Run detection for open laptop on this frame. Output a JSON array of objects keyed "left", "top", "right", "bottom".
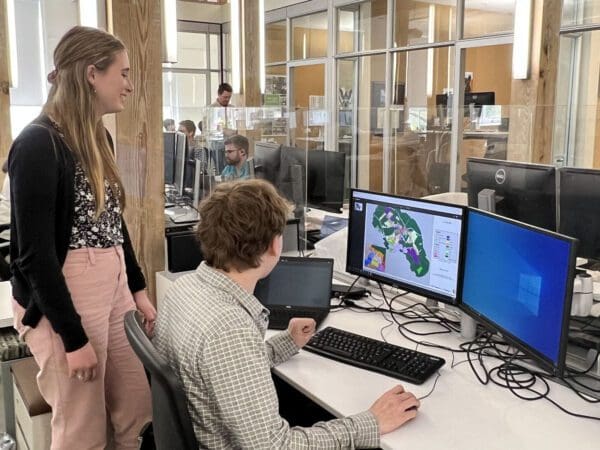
[{"left": 254, "top": 257, "right": 334, "bottom": 330}]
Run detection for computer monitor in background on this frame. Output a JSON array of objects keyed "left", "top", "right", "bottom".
[
  {"left": 346, "top": 189, "right": 466, "bottom": 305},
  {"left": 466, "top": 158, "right": 556, "bottom": 231},
  {"left": 277, "top": 146, "right": 306, "bottom": 207},
  {"left": 306, "top": 150, "right": 346, "bottom": 213},
  {"left": 464, "top": 91, "right": 495, "bottom": 118},
  {"left": 164, "top": 132, "right": 176, "bottom": 185},
  {"left": 558, "top": 167, "right": 600, "bottom": 265},
  {"left": 253, "top": 141, "right": 282, "bottom": 185},
  {"left": 164, "top": 131, "right": 187, "bottom": 193},
  {"left": 461, "top": 209, "right": 577, "bottom": 376}
]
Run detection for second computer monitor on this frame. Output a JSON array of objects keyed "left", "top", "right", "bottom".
[
  {"left": 307, "top": 150, "right": 346, "bottom": 213},
  {"left": 461, "top": 209, "right": 577, "bottom": 376},
  {"left": 466, "top": 157, "right": 556, "bottom": 231},
  {"left": 346, "top": 189, "right": 466, "bottom": 305},
  {"left": 559, "top": 167, "right": 600, "bottom": 262},
  {"left": 253, "top": 141, "right": 281, "bottom": 185}
]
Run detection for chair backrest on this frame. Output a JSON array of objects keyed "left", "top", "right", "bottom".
[{"left": 124, "top": 310, "right": 199, "bottom": 450}]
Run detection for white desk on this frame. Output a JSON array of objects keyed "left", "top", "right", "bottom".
[
  {"left": 270, "top": 304, "right": 600, "bottom": 450},
  {"left": 0, "top": 281, "right": 13, "bottom": 328},
  {"left": 156, "top": 271, "right": 599, "bottom": 449}
]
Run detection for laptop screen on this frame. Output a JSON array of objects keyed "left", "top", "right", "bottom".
[{"left": 254, "top": 257, "right": 333, "bottom": 308}]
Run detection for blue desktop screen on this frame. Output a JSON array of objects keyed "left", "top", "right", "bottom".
[{"left": 462, "top": 210, "right": 573, "bottom": 366}]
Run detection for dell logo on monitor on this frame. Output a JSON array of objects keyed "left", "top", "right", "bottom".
[{"left": 495, "top": 168, "right": 506, "bottom": 184}]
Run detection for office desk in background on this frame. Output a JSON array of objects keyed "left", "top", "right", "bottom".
[{"left": 269, "top": 304, "right": 599, "bottom": 450}]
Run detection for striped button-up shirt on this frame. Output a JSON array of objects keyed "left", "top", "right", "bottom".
[{"left": 153, "top": 261, "right": 379, "bottom": 449}]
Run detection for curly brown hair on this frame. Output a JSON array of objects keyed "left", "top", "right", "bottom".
[{"left": 197, "top": 179, "right": 289, "bottom": 272}]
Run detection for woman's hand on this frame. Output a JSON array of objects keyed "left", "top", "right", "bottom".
[
  {"left": 66, "top": 342, "right": 98, "bottom": 383},
  {"left": 134, "top": 290, "right": 157, "bottom": 336}
]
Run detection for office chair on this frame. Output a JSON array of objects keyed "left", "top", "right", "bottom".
[{"left": 124, "top": 311, "right": 199, "bottom": 450}]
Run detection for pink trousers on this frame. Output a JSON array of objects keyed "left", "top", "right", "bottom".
[{"left": 13, "top": 246, "right": 152, "bottom": 450}]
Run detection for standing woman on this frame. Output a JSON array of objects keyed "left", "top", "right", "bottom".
[{"left": 9, "top": 26, "right": 153, "bottom": 449}]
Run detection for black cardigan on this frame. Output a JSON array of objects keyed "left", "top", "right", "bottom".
[{"left": 8, "top": 115, "right": 146, "bottom": 352}]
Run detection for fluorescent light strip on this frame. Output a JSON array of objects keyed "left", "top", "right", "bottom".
[
  {"left": 163, "top": 0, "right": 178, "bottom": 63},
  {"left": 6, "top": 0, "right": 18, "bottom": 88},
  {"left": 78, "top": 0, "right": 98, "bottom": 28},
  {"left": 231, "top": 0, "right": 241, "bottom": 93},
  {"left": 512, "top": 0, "right": 532, "bottom": 80},
  {"left": 259, "top": 0, "right": 265, "bottom": 94},
  {"left": 426, "top": 4, "right": 435, "bottom": 97}
]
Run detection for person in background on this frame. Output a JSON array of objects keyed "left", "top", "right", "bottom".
[
  {"left": 220, "top": 134, "right": 251, "bottom": 181},
  {"left": 211, "top": 82, "right": 233, "bottom": 108},
  {"left": 163, "top": 118, "right": 176, "bottom": 131},
  {"left": 8, "top": 26, "right": 152, "bottom": 449},
  {"left": 178, "top": 119, "right": 197, "bottom": 149},
  {"left": 154, "top": 179, "right": 420, "bottom": 448}
]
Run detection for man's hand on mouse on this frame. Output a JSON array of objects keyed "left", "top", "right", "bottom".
[
  {"left": 369, "top": 384, "right": 420, "bottom": 435},
  {"left": 288, "top": 318, "right": 316, "bottom": 348}
]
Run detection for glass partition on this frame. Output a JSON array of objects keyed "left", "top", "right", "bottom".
[
  {"left": 291, "top": 11, "right": 328, "bottom": 60},
  {"left": 266, "top": 20, "right": 287, "bottom": 63},
  {"left": 393, "top": 0, "right": 456, "bottom": 47},
  {"left": 562, "top": 0, "right": 600, "bottom": 26},
  {"left": 337, "top": 0, "right": 388, "bottom": 54},
  {"left": 463, "top": 0, "right": 514, "bottom": 39}
]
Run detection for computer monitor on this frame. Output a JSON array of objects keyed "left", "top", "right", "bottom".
[
  {"left": 277, "top": 146, "right": 306, "bottom": 206},
  {"left": 306, "top": 151, "right": 346, "bottom": 213},
  {"left": 253, "top": 141, "right": 281, "bottom": 185},
  {"left": 164, "top": 131, "right": 187, "bottom": 193},
  {"left": 461, "top": 209, "right": 577, "bottom": 376},
  {"left": 346, "top": 189, "right": 466, "bottom": 305},
  {"left": 558, "top": 167, "right": 600, "bottom": 263},
  {"left": 466, "top": 158, "right": 556, "bottom": 231},
  {"left": 164, "top": 132, "right": 176, "bottom": 185},
  {"left": 464, "top": 91, "right": 495, "bottom": 116}
]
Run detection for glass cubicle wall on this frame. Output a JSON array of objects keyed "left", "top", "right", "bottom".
[
  {"left": 337, "top": 0, "right": 387, "bottom": 54},
  {"left": 393, "top": 0, "right": 456, "bottom": 47}
]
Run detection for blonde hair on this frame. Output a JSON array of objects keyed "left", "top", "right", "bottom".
[
  {"left": 42, "top": 26, "right": 126, "bottom": 215},
  {"left": 198, "top": 179, "right": 289, "bottom": 272}
]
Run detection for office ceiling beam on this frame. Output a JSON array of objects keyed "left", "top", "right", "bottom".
[{"left": 108, "top": 0, "right": 164, "bottom": 305}]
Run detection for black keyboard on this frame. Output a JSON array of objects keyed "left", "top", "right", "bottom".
[{"left": 304, "top": 327, "right": 445, "bottom": 385}]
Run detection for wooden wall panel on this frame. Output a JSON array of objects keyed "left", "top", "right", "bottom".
[
  {"left": 242, "top": 0, "right": 260, "bottom": 106},
  {"left": 0, "top": 1, "right": 13, "bottom": 181},
  {"left": 508, "top": 0, "right": 562, "bottom": 163},
  {"left": 109, "top": 0, "right": 164, "bottom": 304}
]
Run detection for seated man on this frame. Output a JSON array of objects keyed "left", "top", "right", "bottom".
[
  {"left": 220, "top": 134, "right": 252, "bottom": 181},
  {"left": 153, "top": 179, "right": 420, "bottom": 448}
]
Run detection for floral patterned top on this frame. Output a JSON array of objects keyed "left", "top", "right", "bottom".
[{"left": 69, "top": 162, "right": 124, "bottom": 249}]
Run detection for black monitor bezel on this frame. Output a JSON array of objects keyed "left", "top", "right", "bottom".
[
  {"left": 459, "top": 208, "right": 578, "bottom": 377},
  {"left": 558, "top": 166, "right": 600, "bottom": 261},
  {"left": 466, "top": 157, "right": 557, "bottom": 231},
  {"left": 306, "top": 150, "right": 346, "bottom": 214},
  {"left": 346, "top": 188, "right": 468, "bottom": 306}
]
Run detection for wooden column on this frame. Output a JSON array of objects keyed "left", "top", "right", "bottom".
[
  {"left": 108, "top": 0, "right": 164, "bottom": 304},
  {"left": 0, "top": 0, "right": 13, "bottom": 176},
  {"left": 241, "top": 0, "right": 260, "bottom": 106},
  {"left": 508, "top": 0, "right": 562, "bottom": 163}
]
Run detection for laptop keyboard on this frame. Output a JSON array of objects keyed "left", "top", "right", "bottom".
[{"left": 304, "top": 327, "right": 445, "bottom": 385}]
